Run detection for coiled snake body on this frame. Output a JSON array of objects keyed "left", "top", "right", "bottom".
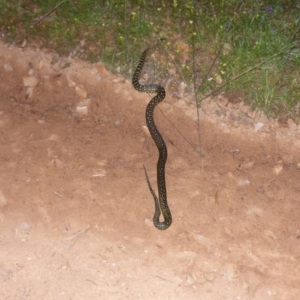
[{"left": 132, "top": 40, "right": 172, "bottom": 230}]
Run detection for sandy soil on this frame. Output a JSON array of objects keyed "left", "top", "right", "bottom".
[{"left": 0, "top": 41, "right": 300, "bottom": 300}]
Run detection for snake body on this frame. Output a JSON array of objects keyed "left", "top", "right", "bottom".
[{"left": 132, "top": 40, "right": 172, "bottom": 230}]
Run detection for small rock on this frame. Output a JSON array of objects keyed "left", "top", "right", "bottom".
[
  {"left": 26, "top": 86, "right": 34, "bottom": 98},
  {"left": 273, "top": 163, "right": 283, "bottom": 175},
  {"left": 177, "top": 81, "right": 187, "bottom": 98},
  {"left": 23, "top": 76, "right": 38, "bottom": 87},
  {"left": 112, "top": 77, "right": 124, "bottom": 83},
  {"left": 3, "top": 62, "right": 13, "bottom": 71},
  {"left": 185, "top": 275, "right": 195, "bottom": 286},
  {"left": 91, "top": 169, "right": 107, "bottom": 178},
  {"left": 237, "top": 160, "right": 255, "bottom": 170},
  {"left": 75, "top": 85, "right": 87, "bottom": 99},
  {"left": 76, "top": 98, "right": 91, "bottom": 116},
  {"left": 238, "top": 179, "right": 251, "bottom": 187},
  {"left": 254, "top": 122, "right": 264, "bottom": 131},
  {"left": 142, "top": 125, "right": 150, "bottom": 137}
]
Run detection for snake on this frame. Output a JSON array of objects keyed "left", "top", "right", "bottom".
[{"left": 132, "top": 39, "right": 172, "bottom": 230}]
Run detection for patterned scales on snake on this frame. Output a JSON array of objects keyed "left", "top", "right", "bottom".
[{"left": 132, "top": 40, "right": 172, "bottom": 230}]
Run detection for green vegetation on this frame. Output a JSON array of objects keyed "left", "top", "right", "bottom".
[{"left": 0, "top": 0, "right": 299, "bottom": 121}]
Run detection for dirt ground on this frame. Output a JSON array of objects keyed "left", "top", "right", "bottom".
[{"left": 0, "top": 40, "right": 300, "bottom": 300}]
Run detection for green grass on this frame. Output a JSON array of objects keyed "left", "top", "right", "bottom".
[{"left": 0, "top": 0, "right": 299, "bottom": 121}]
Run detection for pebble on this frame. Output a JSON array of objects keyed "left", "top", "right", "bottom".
[
  {"left": 177, "top": 81, "right": 187, "bottom": 98},
  {"left": 23, "top": 75, "right": 38, "bottom": 87},
  {"left": 254, "top": 122, "right": 264, "bottom": 131},
  {"left": 26, "top": 87, "right": 34, "bottom": 98},
  {"left": 75, "top": 85, "right": 87, "bottom": 99},
  {"left": 76, "top": 98, "right": 91, "bottom": 116},
  {"left": 273, "top": 163, "right": 283, "bottom": 175},
  {"left": 185, "top": 275, "right": 195, "bottom": 286},
  {"left": 142, "top": 125, "right": 150, "bottom": 137},
  {"left": 238, "top": 179, "right": 251, "bottom": 187},
  {"left": 3, "top": 62, "right": 13, "bottom": 71}
]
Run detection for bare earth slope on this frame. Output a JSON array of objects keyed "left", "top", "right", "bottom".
[{"left": 0, "top": 41, "right": 300, "bottom": 299}]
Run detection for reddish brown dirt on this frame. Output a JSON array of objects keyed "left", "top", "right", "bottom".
[{"left": 0, "top": 41, "right": 300, "bottom": 300}]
